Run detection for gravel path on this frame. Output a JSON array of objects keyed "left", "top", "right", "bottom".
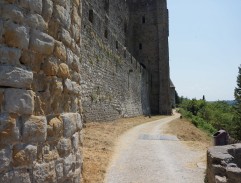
[{"left": 104, "top": 113, "right": 206, "bottom": 183}]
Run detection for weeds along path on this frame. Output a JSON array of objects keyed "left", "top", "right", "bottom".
[{"left": 104, "top": 112, "right": 206, "bottom": 183}]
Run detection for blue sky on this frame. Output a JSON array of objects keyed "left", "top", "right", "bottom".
[{"left": 168, "top": 0, "right": 241, "bottom": 101}]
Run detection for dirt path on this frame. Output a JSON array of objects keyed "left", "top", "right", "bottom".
[{"left": 104, "top": 113, "right": 206, "bottom": 183}]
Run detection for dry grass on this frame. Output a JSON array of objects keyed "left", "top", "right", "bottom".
[
  {"left": 82, "top": 115, "right": 164, "bottom": 183},
  {"left": 164, "top": 118, "right": 212, "bottom": 151}
]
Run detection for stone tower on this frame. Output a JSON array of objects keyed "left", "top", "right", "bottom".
[{"left": 127, "top": 0, "right": 172, "bottom": 114}]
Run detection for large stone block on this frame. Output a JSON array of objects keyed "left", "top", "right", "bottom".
[
  {"left": 42, "top": 0, "right": 53, "bottom": 22},
  {"left": 1, "top": 4, "right": 24, "bottom": 24},
  {"left": 0, "top": 65, "right": 33, "bottom": 88},
  {"left": 4, "top": 22, "right": 29, "bottom": 49},
  {"left": 0, "top": 46, "right": 21, "bottom": 65},
  {"left": 63, "top": 153, "right": 76, "bottom": 178},
  {"left": 26, "top": 14, "right": 47, "bottom": 31},
  {"left": 58, "top": 63, "right": 70, "bottom": 78},
  {"left": 4, "top": 89, "right": 34, "bottom": 115},
  {"left": 33, "top": 162, "right": 56, "bottom": 182},
  {"left": 54, "top": 41, "right": 67, "bottom": 61},
  {"left": 55, "top": 159, "right": 64, "bottom": 181},
  {"left": 47, "top": 117, "right": 63, "bottom": 140},
  {"left": 0, "top": 169, "right": 31, "bottom": 183},
  {"left": 42, "top": 56, "right": 59, "bottom": 76},
  {"left": 57, "top": 138, "right": 72, "bottom": 157},
  {"left": 19, "top": 0, "right": 43, "bottom": 14},
  {"left": 22, "top": 115, "right": 47, "bottom": 143},
  {"left": 54, "top": 5, "right": 71, "bottom": 29},
  {"left": 20, "top": 51, "right": 45, "bottom": 72},
  {"left": 13, "top": 144, "right": 37, "bottom": 167},
  {"left": 0, "top": 113, "right": 20, "bottom": 144},
  {"left": 61, "top": 28, "right": 72, "bottom": 47},
  {"left": 30, "top": 30, "right": 55, "bottom": 55},
  {"left": 0, "top": 145, "right": 11, "bottom": 173},
  {"left": 60, "top": 113, "right": 82, "bottom": 138}
]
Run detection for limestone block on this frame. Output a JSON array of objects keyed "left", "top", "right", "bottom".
[
  {"left": 54, "top": 41, "right": 67, "bottom": 61},
  {"left": 42, "top": 56, "right": 59, "bottom": 76},
  {"left": 4, "top": 22, "right": 29, "bottom": 49},
  {"left": 63, "top": 153, "right": 76, "bottom": 178},
  {"left": 0, "top": 46, "right": 21, "bottom": 65},
  {"left": 215, "top": 175, "right": 227, "bottom": 183},
  {"left": 71, "top": 132, "right": 79, "bottom": 152},
  {"left": 58, "top": 63, "right": 70, "bottom": 78},
  {"left": 72, "top": 54, "right": 81, "bottom": 72},
  {"left": 30, "top": 30, "right": 55, "bottom": 55},
  {"left": 0, "top": 146, "right": 11, "bottom": 173},
  {"left": 57, "top": 138, "right": 72, "bottom": 157},
  {"left": 72, "top": 82, "right": 81, "bottom": 96},
  {"left": 41, "top": 145, "right": 59, "bottom": 162},
  {"left": 26, "top": 14, "right": 47, "bottom": 31},
  {"left": 60, "top": 113, "right": 82, "bottom": 138},
  {"left": 64, "top": 79, "right": 73, "bottom": 93},
  {"left": 66, "top": 48, "right": 74, "bottom": 65},
  {"left": 13, "top": 144, "right": 37, "bottom": 167},
  {"left": 71, "top": 24, "right": 81, "bottom": 43},
  {"left": 1, "top": 4, "right": 24, "bottom": 24},
  {"left": 72, "top": 7, "right": 81, "bottom": 26},
  {"left": 75, "top": 152, "right": 82, "bottom": 170},
  {"left": 55, "top": 159, "right": 64, "bottom": 181},
  {"left": 20, "top": 51, "right": 44, "bottom": 72},
  {"left": 0, "top": 65, "right": 33, "bottom": 88},
  {"left": 54, "top": 5, "right": 71, "bottom": 29},
  {"left": 42, "top": 0, "right": 53, "bottom": 22},
  {"left": 0, "top": 169, "right": 31, "bottom": 183},
  {"left": 4, "top": 89, "right": 34, "bottom": 115},
  {"left": 50, "top": 77, "right": 63, "bottom": 96},
  {"left": 61, "top": 28, "right": 72, "bottom": 47},
  {"left": 0, "top": 113, "right": 19, "bottom": 144},
  {"left": 47, "top": 117, "right": 63, "bottom": 139},
  {"left": 19, "top": 0, "right": 43, "bottom": 14},
  {"left": 22, "top": 115, "right": 47, "bottom": 143},
  {"left": 33, "top": 162, "right": 56, "bottom": 182}
]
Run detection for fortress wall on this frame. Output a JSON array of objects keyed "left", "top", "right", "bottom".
[
  {"left": 80, "top": 0, "right": 150, "bottom": 121},
  {"left": 0, "top": 0, "right": 83, "bottom": 182}
]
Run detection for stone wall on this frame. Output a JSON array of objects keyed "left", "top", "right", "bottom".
[
  {"left": 80, "top": 0, "right": 150, "bottom": 121},
  {"left": 0, "top": 0, "right": 83, "bottom": 182},
  {"left": 206, "top": 144, "right": 241, "bottom": 183}
]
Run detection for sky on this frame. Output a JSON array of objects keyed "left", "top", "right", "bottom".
[{"left": 168, "top": 0, "right": 241, "bottom": 101}]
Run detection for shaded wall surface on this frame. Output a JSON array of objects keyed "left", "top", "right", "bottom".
[
  {"left": 80, "top": 0, "right": 150, "bottom": 121},
  {"left": 0, "top": 0, "right": 83, "bottom": 182}
]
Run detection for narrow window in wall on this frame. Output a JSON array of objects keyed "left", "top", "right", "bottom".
[
  {"left": 104, "top": 29, "right": 108, "bottom": 39},
  {"left": 116, "top": 41, "right": 118, "bottom": 50},
  {"left": 139, "top": 43, "right": 142, "bottom": 50},
  {"left": 89, "top": 9, "right": 94, "bottom": 23},
  {"left": 142, "top": 16, "right": 145, "bottom": 24}
]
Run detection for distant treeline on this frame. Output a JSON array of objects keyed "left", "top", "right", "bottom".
[
  {"left": 178, "top": 98, "right": 241, "bottom": 140},
  {"left": 177, "top": 65, "right": 241, "bottom": 141}
]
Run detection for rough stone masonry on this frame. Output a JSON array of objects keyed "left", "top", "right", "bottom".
[
  {"left": 0, "top": 0, "right": 173, "bottom": 182},
  {"left": 0, "top": 0, "right": 83, "bottom": 182}
]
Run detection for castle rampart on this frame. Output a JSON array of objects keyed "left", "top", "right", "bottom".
[{"left": 0, "top": 0, "right": 83, "bottom": 182}]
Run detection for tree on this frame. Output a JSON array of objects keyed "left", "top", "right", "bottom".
[{"left": 234, "top": 65, "right": 241, "bottom": 139}]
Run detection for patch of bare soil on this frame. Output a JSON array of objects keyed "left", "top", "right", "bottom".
[{"left": 82, "top": 115, "right": 164, "bottom": 183}]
